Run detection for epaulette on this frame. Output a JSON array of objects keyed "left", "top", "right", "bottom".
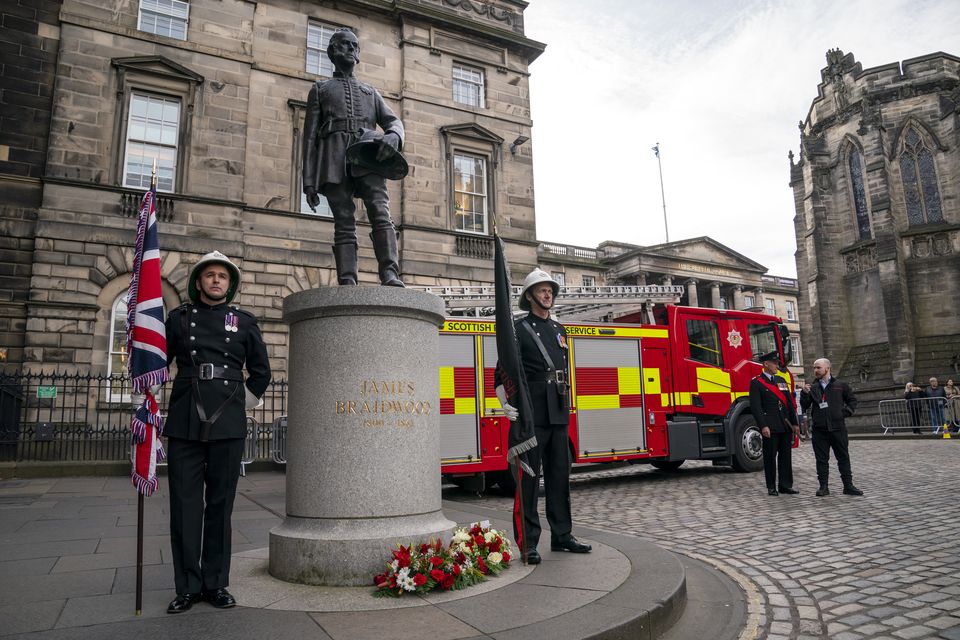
[
  {"left": 314, "top": 79, "right": 333, "bottom": 100},
  {"left": 231, "top": 305, "right": 256, "bottom": 319},
  {"left": 358, "top": 81, "right": 375, "bottom": 95}
]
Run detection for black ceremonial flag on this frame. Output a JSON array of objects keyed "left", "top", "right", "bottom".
[{"left": 494, "top": 234, "right": 537, "bottom": 475}]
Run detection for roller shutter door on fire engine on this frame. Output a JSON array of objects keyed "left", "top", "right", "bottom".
[
  {"left": 573, "top": 338, "right": 646, "bottom": 454},
  {"left": 438, "top": 334, "right": 480, "bottom": 462}
]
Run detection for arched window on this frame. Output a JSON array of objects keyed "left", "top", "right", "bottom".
[
  {"left": 847, "top": 147, "right": 871, "bottom": 240},
  {"left": 107, "top": 293, "right": 130, "bottom": 400},
  {"left": 899, "top": 128, "right": 944, "bottom": 225}
]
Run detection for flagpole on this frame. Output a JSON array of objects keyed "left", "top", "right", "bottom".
[
  {"left": 135, "top": 159, "right": 158, "bottom": 616},
  {"left": 654, "top": 143, "right": 669, "bottom": 243}
]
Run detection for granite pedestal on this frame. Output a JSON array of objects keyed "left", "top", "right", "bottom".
[{"left": 269, "top": 287, "right": 455, "bottom": 585}]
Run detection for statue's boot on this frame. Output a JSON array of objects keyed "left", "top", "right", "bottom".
[
  {"left": 371, "top": 229, "right": 404, "bottom": 287},
  {"left": 333, "top": 243, "right": 358, "bottom": 285}
]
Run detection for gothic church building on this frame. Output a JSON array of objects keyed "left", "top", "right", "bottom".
[{"left": 791, "top": 50, "right": 960, "bottom": 392}]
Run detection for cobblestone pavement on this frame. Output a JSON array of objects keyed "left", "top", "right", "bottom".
[{"left": 447, "top": 439, "right": 960, "bottom": 640}]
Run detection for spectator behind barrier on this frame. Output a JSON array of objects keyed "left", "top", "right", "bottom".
[
  {"left": 904, "top": 383, "right": 924, "bottom": 435},
  {"left": 924, "top": 377, "right": 947, "bottom": 434}
]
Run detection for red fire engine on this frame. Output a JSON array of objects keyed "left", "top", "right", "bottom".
[{"left": 438, "top": 303, "right": 794, "bottom": 493}]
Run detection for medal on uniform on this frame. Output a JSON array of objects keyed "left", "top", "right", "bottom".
[
  {"left": 225, "top": 312, "right": 238, "bottom": 332},
  {"left": 557, "top": 334, "right": 568, "bottom": 349}
]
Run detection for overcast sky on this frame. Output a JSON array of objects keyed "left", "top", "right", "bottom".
[{"left": 522, "top": 0, "right": 960, "bottom": 277}]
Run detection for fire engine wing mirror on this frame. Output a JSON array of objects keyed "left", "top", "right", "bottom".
[{"left": 778, "top": 324, "right": 792, "bottom": 370}]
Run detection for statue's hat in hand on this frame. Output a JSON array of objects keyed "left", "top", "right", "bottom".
[{"left": 345, "top": 129, "right": 409, "bottom": 180}]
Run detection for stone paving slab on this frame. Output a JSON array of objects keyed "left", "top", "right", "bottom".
[
  {"left": 0, "top": 471, "right": 692, "bottom": 640},
  {"left": 462, "top": 439, "right": 960, "bottom": 639}
]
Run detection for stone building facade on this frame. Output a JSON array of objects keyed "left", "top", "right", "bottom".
[
  {"left": 790, "top": 50, "right": 960, "bottom": 391},
  {"left": 0, "top": 0, "right": 544, "bottom": 377},
  {"left": 538, "top": 236, "right": 804, "bottom": 381}
]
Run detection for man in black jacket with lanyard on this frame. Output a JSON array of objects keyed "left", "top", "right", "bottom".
[
  {"left": 163, "top": 251, "right": 271, "bottom": 613},
  {"left": 800, "top": 358, "right": 863, "bottom": 497},
  {"left": 495, "top": 269, "right": 591, "bottom": 564},
  {"left": 749, "top": 351, "right": 800, "bottom": 496}
]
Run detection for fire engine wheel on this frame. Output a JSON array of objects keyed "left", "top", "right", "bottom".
[
  {"left": 732, "top": 414, "right": 764, "bottom": 472},
  {"left": 651, "top": 460, "right": 684, "bottom": 471}
]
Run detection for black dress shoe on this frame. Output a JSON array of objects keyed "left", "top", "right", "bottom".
[
  {"left": 525, "top": 549, "right": 542, "bottom": 564},
  {"left": 843, "top": 485, "right": 864, "bottom": 496},
  {"left": 816, "top": 486, "right": 830, "bottom": 497},
  {"left": 779, "top": 487, "right": 799, "bottom": 494},
  {"left": 167, "top": 593, "right": 201, "bottom": 614},
  {"left": 202, "top": 588, "right": 237, "bottom": 609},
  {"left": 767, "top": 489, "right": 779, "bottom": 496},
  {"left": 551, "top": 537, "right": 592, "bottom": 553}
]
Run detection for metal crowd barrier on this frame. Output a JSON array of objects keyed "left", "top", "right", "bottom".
[
  {"left": 271, "top": 415, "right": 287, "bottom": 464},
  {"left": 878, "top": 397, "right": 959, "bottom": 435},
  {"left": 240, "top": 416, "right": 257, "bottom": 476}
]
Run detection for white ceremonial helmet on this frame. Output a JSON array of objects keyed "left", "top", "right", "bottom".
[
  {"left": 188, "top": 251, "right": 242, "bottom": 304},
  {"left": 518, "top": 268, "right": 560, "bottom": 311}
]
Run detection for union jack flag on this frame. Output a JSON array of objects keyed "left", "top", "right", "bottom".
[{"left": 127, "top": 184, "right": 169, "bottom": 497}]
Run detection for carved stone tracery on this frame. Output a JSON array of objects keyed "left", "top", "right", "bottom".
[{"left": 441, "top": 0, "right": 516, "bottom": 26}]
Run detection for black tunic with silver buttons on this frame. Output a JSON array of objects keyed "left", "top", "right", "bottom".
[
  {"left": 515, "top": 313, "right": 570, "bottom": 427},
  {"left": 164, "top": 302, "right": 271, "bottom": 440}
]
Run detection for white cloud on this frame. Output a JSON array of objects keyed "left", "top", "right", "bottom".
[{"left": 524, "top": 0, "right": 960, "bottom": 276}]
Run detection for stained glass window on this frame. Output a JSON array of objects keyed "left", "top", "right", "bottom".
[
  {"left": 848, "top": 148, "right": 871, "bottom": 240},
  {"left": 899, "top": 128, "right": 944, "bottom": 225}
]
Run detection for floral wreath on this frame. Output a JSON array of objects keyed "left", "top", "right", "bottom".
[{"left": 374, "top": 523, "right": 512, "bottom": 597}]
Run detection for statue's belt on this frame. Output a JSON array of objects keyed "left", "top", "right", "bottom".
[{"left": 320, "top": 117, "right": 366, "bottom": 137}]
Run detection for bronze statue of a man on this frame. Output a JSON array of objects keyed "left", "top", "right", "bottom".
[{"left": 302, "top": 28, "right": 407, "bottom": 287}]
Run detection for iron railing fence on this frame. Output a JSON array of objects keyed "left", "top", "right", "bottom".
[{"left": 0, "top": 370, "right": 288, "bottom": 463}]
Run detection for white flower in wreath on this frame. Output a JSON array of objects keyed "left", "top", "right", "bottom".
[
  {"left": 463, "top": 558, "right": 473, "bottom": 569},
  {"left": 457, "top": 542, "right": 470, "bottom": 553},
  {"left": 487, "top": 551, "right": 503, "bottom": 565},
  {"left": 390, "top": 559, "right": 399, "bottom": 572},
  {"left": 452, "top": 529, "right": 471, "bottom": 543},
  {"left": 483, "top": 531, "right": 497, "bottom": 543},
  {"left": 397, "top": 566, "right": 410, "bottom": 580},
  {"left": 398, "top": 575, "right": 416, "bottom": 591}
]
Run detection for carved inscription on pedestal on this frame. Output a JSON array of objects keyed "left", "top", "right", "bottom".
[{"left": 335, "top": 379, "right": 433, "bottom": 428}]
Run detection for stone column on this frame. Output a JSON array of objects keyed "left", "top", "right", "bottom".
[
  {"left": 732, "top": 285, "right": 744, "bottom": 310},
  {"left": 710, "top": 282, "right": 722, "bottom": 308},
  {"left": 685, "top": 279, "right": 699, "bottom": 307},
  {"left": 270, "top": 287, "right": 455, "bottom": 585},
  {"left": 635, "top": 271, "right": 647, "bottom": 286}
]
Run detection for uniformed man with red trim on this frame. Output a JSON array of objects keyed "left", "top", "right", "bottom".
[
  {"left": 163, "top": 251, "right": 271, "bottom": 613},
  {"left": 495, "top": 269, "right": 591, "bottom": 564},
  {"left": 749, "top": 351, "right": 800, "bottom": 496}
]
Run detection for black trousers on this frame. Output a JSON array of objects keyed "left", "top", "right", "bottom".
[
  {"left": 513, "top": 424, "right": 573, "bottom": 551},
  {"left": 762, "top": 431, "right": 793, "bottom": 490},
  {"left": 811, "top": 427, "right": 852, "bottom": 486},
  {"left": 166, "top": 436, "right": 245, "bottom": 595},
  {"left": 322, "top": 175, "right": 394, "bottom": 246}
]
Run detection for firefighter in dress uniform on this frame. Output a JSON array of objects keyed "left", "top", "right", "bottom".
[
  {"left": 163, "top": 251, "right": 271, "bottom": 613},
  {"left": 749, "top": 351, "right": 800, "bottom": 496},
  {"left": 495, "top": 269, "right": 591, "bottom": 564}
]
